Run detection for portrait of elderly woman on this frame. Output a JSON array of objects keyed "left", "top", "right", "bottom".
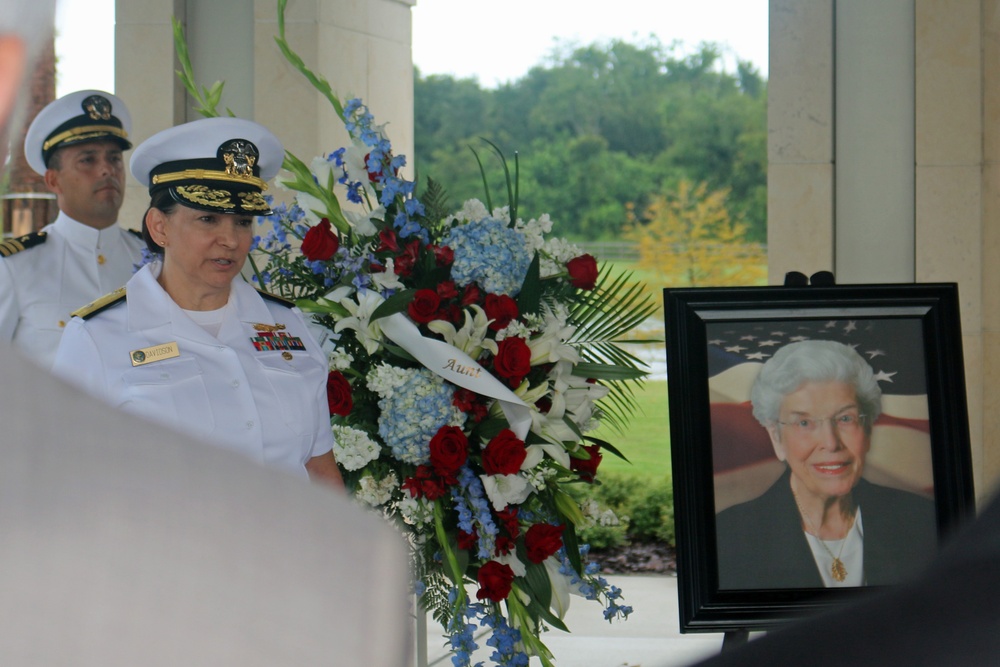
[{"left": 714, "top": 339, "right": 937, "bottom": 590}]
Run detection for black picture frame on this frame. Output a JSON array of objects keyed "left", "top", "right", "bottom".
[{"left": 663, "top": 282, "right": 975, "bottom": 634}]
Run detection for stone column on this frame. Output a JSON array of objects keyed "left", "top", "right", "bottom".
[{"left": 115, "top": 0, "right": 415, "bottom": 231}]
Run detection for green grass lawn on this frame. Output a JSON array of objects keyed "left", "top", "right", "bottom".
[{"left": 592, "top": 380, "right": 671, "bottom": 479}]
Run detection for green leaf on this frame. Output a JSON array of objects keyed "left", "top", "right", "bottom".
[
  {"left": 582, "top": 435, "right": 630, "bottom": 462},
  {"left": 552, "top": 488, "right": 587, "bottom": 527},
  {"left": 370, "top": 288, "right": 417, "bottom": 322},
  {"left": 561, "top": 522, "right": 584, "bottom": 576},
  {"left": 516, "top": 253, "right": 542, "bottom": 316}
]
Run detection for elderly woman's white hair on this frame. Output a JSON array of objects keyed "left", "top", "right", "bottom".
[{"left": 750, "top": 339, "right": 882, "bottom": 428}]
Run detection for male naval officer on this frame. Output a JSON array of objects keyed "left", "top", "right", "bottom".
[{"left": 0, "top": 89, "right": 144, "bottom": 368}]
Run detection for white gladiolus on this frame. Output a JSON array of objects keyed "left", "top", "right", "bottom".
[{"left": 481, "top": 473, "right": 533, "bottom": 511}]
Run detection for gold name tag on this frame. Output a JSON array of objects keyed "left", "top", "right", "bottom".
[{"left": 130, "top": 341, "right": 180, "bottom": 367}]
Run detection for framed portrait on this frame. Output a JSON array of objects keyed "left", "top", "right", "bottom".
[{"left": 663, "top": 283, "right": 975, "bottom": 634}]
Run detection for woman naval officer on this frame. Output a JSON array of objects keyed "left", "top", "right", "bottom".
[{"left": 51, "top": 117, "right": 342, "bottom": 487}]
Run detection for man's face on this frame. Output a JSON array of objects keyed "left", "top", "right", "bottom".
[{"left": 44, "top": 139, "right": 125, "bottom": 228}]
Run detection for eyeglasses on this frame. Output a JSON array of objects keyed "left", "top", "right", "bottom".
[{"left": 776, "top": 413, "right": 868, "bottom": 435}]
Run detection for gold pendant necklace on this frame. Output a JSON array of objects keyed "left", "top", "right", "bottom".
[{"left": 792, "top": 488, "right": 856, "bottom": 582}]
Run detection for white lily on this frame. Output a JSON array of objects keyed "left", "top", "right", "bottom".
[
  {"left": 334, "top": 289, "right": 386, "bottom": 355},
  {"left": 427, "top": 305, "right": 496, "bottom": 358}
]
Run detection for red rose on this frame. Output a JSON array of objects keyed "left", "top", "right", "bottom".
[
  {"left": 481, "top": 429, "right": 527, "bottom": 476},
  {"left": 524, "top": 523, "right": 565, "bottom": 564},
  {"left": 408, "top": 289, "right": 441, "bottom": 324},
  {"left": 493, "top": 337, "right": 531, "bottom": 387},
  {"left": 301, "top": 218, "right": 339, "bottom": 261},
  {"left": 429, "top": 425, "right": 468, "bottom": 476},
  {"left": 566, "top": 253, "right": 598, "bottom": 290},
  {"left": 326, "top": 370, "right": 353, "bottom": 416},
  {"left": 484, "top": 294, "right": 519, "bottom": 331},
  {"left": 476, "top": 560, "right": 515, "bottom": 602},
  {"left": 570, "top": 444, "right": 603, "bottom": 483}
]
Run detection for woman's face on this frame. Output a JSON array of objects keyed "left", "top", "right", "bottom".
[
  {"left": 766, "top": 380, "right": 870, "bottom": 503},
  {"left": 148, "top": 205, "right": 254, "bottom": 306}
]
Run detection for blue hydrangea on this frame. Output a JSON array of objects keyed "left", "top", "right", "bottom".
[
  {"left": 377, "top": 368, "right": 458, "bottom": 465},
  {"left": 443, "top": 217, "right": 532, "bottom": 296}
]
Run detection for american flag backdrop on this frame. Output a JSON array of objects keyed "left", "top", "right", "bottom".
[{"left": 707, "top": 316, "right": 934, "bottom": 512}]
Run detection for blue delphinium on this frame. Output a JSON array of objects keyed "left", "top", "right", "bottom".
[
  {"left": 557, "top": 545, "right": 633, "bottom": 623},
  {"left": 443, "top": 217, "right": 532, "bottom": 296},
  {"left": 376, "top": 368, "right": 458, "bottom": 465},
  {"left": 452, "top": 466, "right": 499, "bottom": 559},
  {"left": 448, "top": 593, "right": 484, "bottom": 667},
  {"left": 480, "top": 612, "right": 529, "bottom": 667}
]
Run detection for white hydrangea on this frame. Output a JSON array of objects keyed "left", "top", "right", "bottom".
[
  {"left": 331, "top": 425, "right": 382, "bottom": 471},
  {"left": 536, "top": 237, "right": 586, "bottom": 278},
  {"left": 328, "top": 347, "right": 355, "bottom": 371},
  {"left": 515, "top": 213, "right": 553, "bottom": 255},
  {"left": 356, "top": 473, "right": 398, "bottom": 507},
  {"left": 366, "top": 363, "right": 411, "bottom": 399},
  {"left": 397, "top": 494, "right": 435, "bottom": 526},
  {"left": 451, "top": 198, "right": 489, "bottom": 223}
]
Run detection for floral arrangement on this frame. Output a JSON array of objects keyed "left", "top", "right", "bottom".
[{"left": 176, "top": 4, "right": 656, "bottom": 665}]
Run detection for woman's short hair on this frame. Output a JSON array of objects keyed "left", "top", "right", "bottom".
[{"left": 750, "top": 339, "right": 882, "bottom": 427}]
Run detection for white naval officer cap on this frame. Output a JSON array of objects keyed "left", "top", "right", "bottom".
[
  {"left": 130, "top": 117, "right": 283, "bottom": 217},
  {"left": 24, "top": 89, "right": 132, "bottom": 175}
]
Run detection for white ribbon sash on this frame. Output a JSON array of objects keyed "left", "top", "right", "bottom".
[{"left": 380, "top": 312, "right": 532, "bottom": 440}]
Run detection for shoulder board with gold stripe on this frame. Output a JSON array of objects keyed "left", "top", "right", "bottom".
[
  {"left": 0, "top": 231, "right": 47, "bottom": 258},
  {"left": 126, "top": 228, "right": 143, "bottom": 239},
  {"left": 255, "top": 288, "right": 295, "bottom": 308},
  {"left": 72, "top": 287, "right": 127, "bottom": 320}
]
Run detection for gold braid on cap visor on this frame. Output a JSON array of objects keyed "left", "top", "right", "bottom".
[
  {"left": 152, "top": 169, "right": 268, "bottom": 191},
  {"left": 42, "top": 125, "right": 129, "bottom": 151}
]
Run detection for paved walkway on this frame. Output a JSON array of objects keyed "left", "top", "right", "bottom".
[{"left": 422, "top": 574, "right": 725, "bottom": 667}]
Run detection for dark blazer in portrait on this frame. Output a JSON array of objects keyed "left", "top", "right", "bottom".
[
  {"left": 715, "top": 468, "right": 937, "bottom": 590},
  {"left": 695, "top": 492, "right": 999, "bottom": 667}
]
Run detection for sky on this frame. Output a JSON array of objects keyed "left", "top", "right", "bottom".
[{"left": 55, "top": 0, "right": 768, "bottom": 97}]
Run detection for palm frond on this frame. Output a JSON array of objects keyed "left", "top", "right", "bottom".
[{"left": 565, "top": 264, "right": 660, "bottom": 434}]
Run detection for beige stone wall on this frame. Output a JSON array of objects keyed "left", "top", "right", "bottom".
[
  {"left": 770, "top": 0, "right": 1000, "bottom": 498},
  {"left": 115, "top": 0, "right": 415, "bottom": 233}
]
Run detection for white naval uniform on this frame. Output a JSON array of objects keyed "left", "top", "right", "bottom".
[
  {"left": 51, "top": 261, "right": 334, "bottom": 478},
  {"left": 0, "top": 212, "right": 145, "bottom": 369}
]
